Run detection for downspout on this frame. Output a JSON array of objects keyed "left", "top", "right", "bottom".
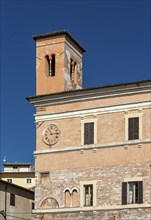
[{"left": 4, "top": 185, "right": 7, "bottom": 220}]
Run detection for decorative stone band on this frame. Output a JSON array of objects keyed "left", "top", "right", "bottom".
[
  {"left": 34, "top": 139, "right": 151, "bottom": 156},
  {"left": 32, "top": 203, "right": 151, "bottom": 214},
  {"left": 34, "top": 101, "right": 151, "bottom": 122}
]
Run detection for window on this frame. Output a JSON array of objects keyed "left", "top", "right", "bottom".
[
  {"left": 13, "top": 166, "right": 18, "bottom": 170},
  {"left": 51, "top": 54, "right": 55, "bottom": 76},
  {"left": 70, "top": 59, "right": 73, "bottom": 80},
  {"left": 122, "top": 181, "right": 143, "bottom": 205},
  {"left": 70, "top": 59, "right": 76, "bottom": 81},
  {"left": 64, "top": 188, "right": 79, "bottom": 208},
  {"left": 26, "top": 178, "right": 32, "bottom": 184},
  {"left": 45, "top": 54, "right": 55, "bottom": 77},
  {"left": 81, "top": 117, "right": 97, "bottom": 145},
  {"left": 45, "top": 55, "right": 50, "bottom": 76},
  {"left": 32, "top": 202, "right": 35, "bottom": 210},
  {"left": 72, "top": 189, "right": 78, "bottom": 207},
  {"left": 64, "top": 189, "right": 71, "bottom": 207},
  {"left": 128, "top": 117, "right": 139, "bottom": 140},
  {"left": 10, "top": 193, "right": 15, "bottom": 206},
  {"left": 80, "top": 181, "right": 96, "bottom": 207},
  {"left": 41, "top": 172, "right": 49, "bottom": 184},
  {"left": 7, "top": 179, "right": 12, "bottom": 183},
  {"left": 84, "top": 122, "right": 94, "bottom": 145},
  {"left": 125, "top": 111, "right": 142, "bottom": 142},
  {"left": 84, "top": 185, "right": 93, "bottom": 206}
]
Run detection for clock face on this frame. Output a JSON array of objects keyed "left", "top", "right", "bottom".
[{"left": 43, "top": 124, "right": 60, "bottom": 146}]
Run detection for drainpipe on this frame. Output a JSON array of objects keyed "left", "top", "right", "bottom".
[{"left": 4, "top": 185, "right": 7, "bottom": 220}]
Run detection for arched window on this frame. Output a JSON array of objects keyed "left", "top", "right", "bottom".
[
  {"left": 72, "top": 189, "right": 78, "bottom": 207},
  {"left": 40, "top": 197, "right": 59, "bottom": 209},
  {"left": 70, "top": 59, "right": 73, "bottom": 80},
  {"left": 70, "top": 59, "right": 76, "bottom": 82},
  {"left": 51, "top": 54, "right": 55, "bottom": 77},
  {"left": 45, "top": 55, "right": 50, "bottom": 76},
  {"left": 45, "top": 54, "right": 55, "bottom": 77},
  {"left": 65, "top": 189, "right": 71, "bottom": 207}
]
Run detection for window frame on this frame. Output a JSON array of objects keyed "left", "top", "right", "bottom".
[
  {"left": 122, "top": 179, "right": 143, "bottom": 205},
  {"left": 10, "top": 193, "right": 15, "bottom": 206},
  {"left": 80, "top": 180, "right": 96, "bottom": 207},
  {"left": 84, "top": 184, "right": 93, "bottom": 207},
  {"left": 125, "top": 111, "right": 142, "bottom": 142},
  {"left": 81, "top": 117, "right": 97, "bottom": 146},
  {"left": 45, "top": 54, "right": 56, "bottom": 77},
  {"left": 7, "top": 178, "right": 12, "bottom": 183},
  {"left": 26, "top": 178, "right": 32, "bottom": 184}
]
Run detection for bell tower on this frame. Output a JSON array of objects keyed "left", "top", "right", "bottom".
[{"left": 33, "top": 30, "right": 86, "bottom": 95}]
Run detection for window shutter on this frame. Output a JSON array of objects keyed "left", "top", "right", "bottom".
[
  {"left": 84, "top": 123, "right": 94, "bottom": 145},
  {"left": 128, "top": 117, "right": 139, "bottom": 140},
  {"left": 128, "top": 118, "right": 133, "bottom": 140},
  {"left": 122, "top": 182, "right": 127, "bottom": 205},
  {"left": 134, "top": 117, "right": 139, "bottom": 139},
  {"left": 138, "top": 181, "right": 143, "bottom": 204}
]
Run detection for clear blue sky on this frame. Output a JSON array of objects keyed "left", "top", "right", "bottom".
[{"left": 0, "top": 0, "right": 150, "bottom": 170}]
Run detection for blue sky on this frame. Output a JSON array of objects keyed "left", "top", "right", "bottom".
[{"left": 0, "top": 0, "right": 150, "bottom": 170}]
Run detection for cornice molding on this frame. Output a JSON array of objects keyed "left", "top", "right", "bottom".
[
  {"left": 34, "top": 100, "right": 151, "bottom": 122},
  {"left": 27, "top": 83, "right": 151, "bottom": 107}
]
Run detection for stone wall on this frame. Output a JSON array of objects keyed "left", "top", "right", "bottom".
[
  {"left": 34, "top": 208, "right": 151, "bottom": 220},
  {"left": 34, "top": 162, "right": 150, "bottom": 209}
]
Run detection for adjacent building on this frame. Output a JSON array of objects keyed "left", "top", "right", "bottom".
[
  {"left": 0, "top": 162, "right": 35, "bottom": 189},
  {"left": 0, "top": 180, "right": 34, "bottom": 220},
  {"left": 27, "top": 30, "right": 151, "bottom": 220}
]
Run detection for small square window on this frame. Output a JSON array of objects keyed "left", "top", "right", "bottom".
[
  {"left": 7, "top": 179, "right": 12, "bottom": 183},
  {"left": 26, "top": 178, "right": 32, "bottom": 184},
  {"left": 13, "top": 166, "right": 18, "bottom": 170}
]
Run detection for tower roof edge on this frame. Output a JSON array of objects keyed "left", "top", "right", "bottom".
[{"left": 32, "top": 29, "right": 86, "bottom": 52}]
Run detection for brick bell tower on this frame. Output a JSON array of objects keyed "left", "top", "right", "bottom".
[{"left": 33, "top": 30, "right": 86, "bottom": 95}]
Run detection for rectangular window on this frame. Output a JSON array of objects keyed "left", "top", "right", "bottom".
[
  {"left": 7, "top": 179, "right": 12, "bottom": 183},
  {"left": 128, "top": 117, "right": 139, "bottom": 140},
  {"left": 84, "top": 185, "right": 93, "bottom": 206},
  {"left": 41, "top": 172, "right": 49, "bottom": 184},
  {"left": 10, "top": 193, "right": 15, "bottom": 206},
  {"left": 122, "top": 181, "right": 143, "bottom": 205},
  {"left": 84, "top": 122, "right": 94, "bottom": 145},
  {"left": 26, "top": 178, "right": 32, "bottom": 184}
]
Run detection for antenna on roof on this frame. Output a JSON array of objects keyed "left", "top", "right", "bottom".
[{"left": 3, "top": 156, "right": 6, "bottom": 163}]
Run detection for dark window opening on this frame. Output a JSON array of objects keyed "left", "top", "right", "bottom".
[
  {"left": 26, "top": 178, "right": 32, "bottom": 184},
  {"left": 128, "top": 117, "right": 139, "bottom": 140},
  {"left": 84, "top": 122, "right": 94, "bottom": 145},
  {"left": 10, "top": 193, "right": 15, "bottom": 206},
  {"left": 51, "top": 54, "right": 55, "bottom": 76},
  {"left": 7, "top": 179, "right": 12, "bottom": 183},
  {"left": 70, "top": 59, "right": 73, "bottom": 80},
  {"left": 84, "top": 185, "right": 93, "bottom": 206},
  {"left": 32, "top": 202, "right": 35, "bottom": 210}
]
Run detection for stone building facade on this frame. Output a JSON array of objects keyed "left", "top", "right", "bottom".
[{"left": 27, "top": 30, "right": 151, "bottom": 220}]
